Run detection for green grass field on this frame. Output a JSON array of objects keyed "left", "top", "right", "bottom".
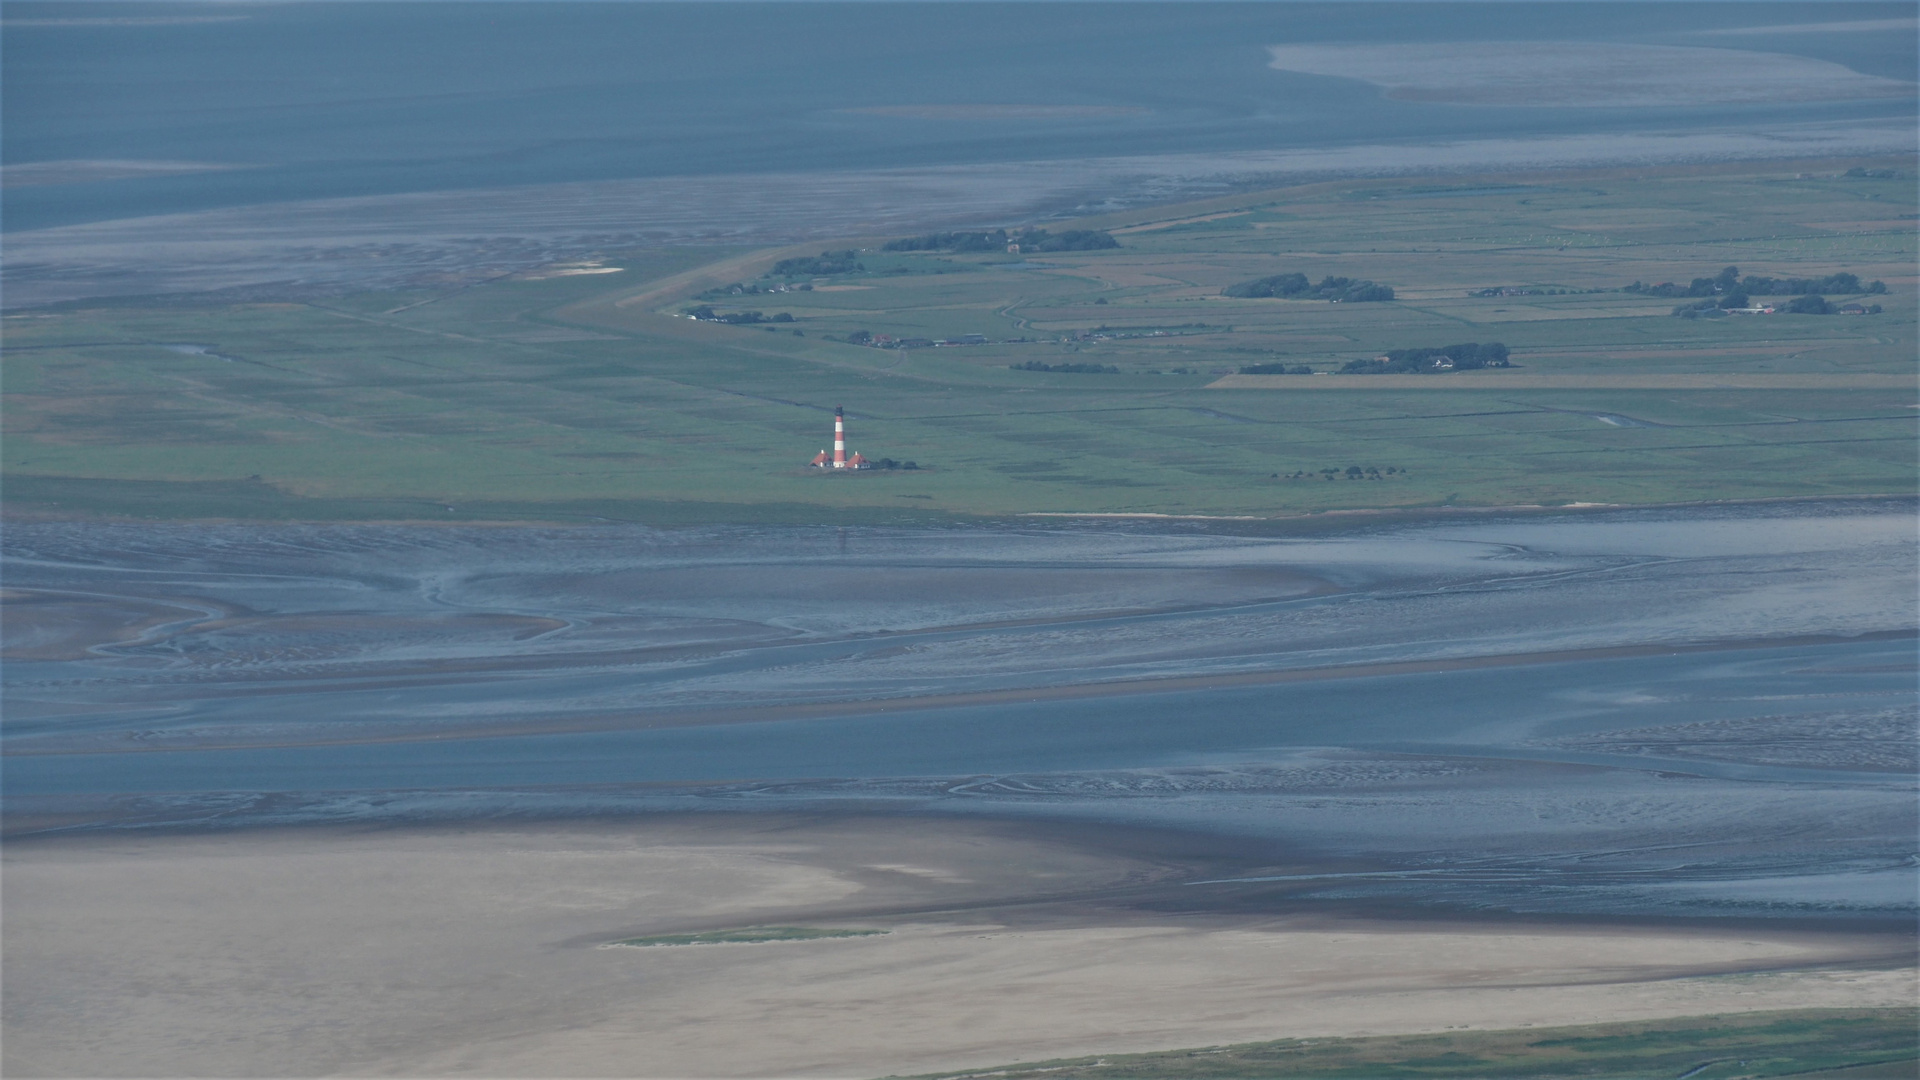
[
  {"left": 894, "top": 1009, "right": 1920, "bottom": 1080},
  {"left": 4, "top": 160, "right": 1913, "bottom": 522}
]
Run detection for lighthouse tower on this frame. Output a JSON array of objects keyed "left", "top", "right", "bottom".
[{"left": 809, "top": 406, "right": 872, "bottom": 468}]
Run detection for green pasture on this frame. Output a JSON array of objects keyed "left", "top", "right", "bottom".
[
  {"left": 4, "top": 162, "right": 1913, "bottom": 522},
  {"left": 893, "top": 1008, "right": 1919, "bottom": 1080}
]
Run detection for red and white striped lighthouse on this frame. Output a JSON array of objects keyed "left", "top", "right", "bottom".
[{"left": 832, "top": 406, "right": 847, "bottom": 469}]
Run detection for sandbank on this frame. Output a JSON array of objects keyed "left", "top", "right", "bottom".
[
  {"left": 4, "top": 814, "right": 1911, "bottom": 1078},
  {"left": 1265, "top": 42, "right": 1914, "bottom": 107}
]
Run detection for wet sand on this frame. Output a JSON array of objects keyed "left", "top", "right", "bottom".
[
  {"left": 3, "top": 507, "right": 1914, "bottom": 1075},
  {"left": 4, "top": 815, "right": 1911, "bottom": 1079},
  {"left": 1, "top": 627, "right": 1906, "bottom": 756},
  {"left": 1265, "top": 42, "right": 1914, "bottom": 107},
  {"left": 4, "top": 508, "right": 1914, "bottom": 918}
]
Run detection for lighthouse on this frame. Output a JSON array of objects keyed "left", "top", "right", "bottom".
[{"left": 809, "top": 406, "right": 871, "bottom": 468}]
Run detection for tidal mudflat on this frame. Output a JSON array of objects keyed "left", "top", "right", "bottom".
[
  {"left": 3, "top": 502, "right": 1915, "bottom": 1075},
  {"left": 6, "top": 3, "right": 1913, "bottom": 306},
  {"left": 9, "top": 120, "right": 1911, "bottom": 307}
]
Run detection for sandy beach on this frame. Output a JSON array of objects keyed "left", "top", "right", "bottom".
[{"left": 5, "top": 815, "right": 1911, "bottom": 1079}]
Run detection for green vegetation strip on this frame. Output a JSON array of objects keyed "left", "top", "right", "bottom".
[
  {"left": 894, "top": 1009, "right": 1918, "bottom": 1080},
  {"left": 612, "top": 926, "right": 886, "bottom": 947},
  {"left": 6, "top": 165, "right": 1912, "bottom": 522},
  {"left": 1209, "top": 374, "right": 1916, "bottom": 390}
]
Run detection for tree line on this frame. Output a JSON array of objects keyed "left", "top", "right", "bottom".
[
  {"left": 1280, "top": 465, "right": 1405, "bottom": 481},
  {"left": 1340, "top": 343, "right": 1510, "bottom": 374},
  {"left": 685, "top": 306, "right": 795, "bottom": 325},
  {"left": 884, "top": 228, "right": 1119, "bottom": 253},
  {"left": 1009, "top": 360, "right": 1120, "bottom": 374},
  {"left": 1628, "top": 266, "right": 1886, "bottom": 298},
  {"left": 1676, "top": 294, "right": 1882, "bottom": 319},
  {"left": 766, "top": 250, "right": 864, "bottom": 278},
  {"left": 1223, "top": 273, "right": 1394, "bottom": 302},
  {"left": 695, "top": 281, "right": 813, "bottom": 299}
]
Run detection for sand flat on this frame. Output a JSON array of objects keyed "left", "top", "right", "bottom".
[
  {"left": 13, "top": 125, "right": 1913, "bottom": 309},
  {"left": 1265, "top": 42, "right": 1914, "bottom": 107},
  {"left": 5, "top": 816, "right": 1909, "bottom": 1078}
]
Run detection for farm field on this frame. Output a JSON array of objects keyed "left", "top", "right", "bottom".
[{"left": 4, "top": 160, "right": 1913, "bottom": 523}]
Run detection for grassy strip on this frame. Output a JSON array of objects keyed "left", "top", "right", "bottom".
[
  {"left": 5, "top": 163, "right": 1912, "bottom": 522},
  {"left": 0, "top": 474, "right": 969, "bottom": 526},
  {"left": 611, "top": 926, "right": 887, "bottom": 947},
  {"left": 895, "top": 1009, "right": 1919, "bottom": 1080},
  {"left": 1209, "top": 374, "right": 1918, "bottom": 390}
]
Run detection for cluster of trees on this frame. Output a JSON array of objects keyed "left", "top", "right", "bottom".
[
  {"left": 767, "top": 250, "right": 864, "bottom": 277},
  {"left": 1079, "top": 322, "right": 1217, "bottom": 339},
  {"left": 884, "top": 228, "right": 1119, "bottom": 253},
  {"left": 1223, "top": 273, "right": 1394, "bottom": 302},
  {"left": 886, "top": 231, "right": 1010, "bottom": 252},
  {"left": 695, "top": 281, "right": 813, "bottom": 299},
  {"left": 1669, "top": 290, "right": 1762, "bottom": 316},
  {"left": 1628, "top": 266, "right": 1741, "bottom": 298},
  {"left": 1238, "top": 363, "right": 1315, "bottom": 375},
  {"left": 1740, "top": 271, "right": 1884, "bottom": 296},
  {"left": 1845, "top": 167, "right": 1900, "bottom": 179},
  {"left": 1339, "top": 343, "right": 1510, "bottom": 374},
  {"left": 1009, "top": 360, "right": 1120, "bottom": 374},
  {"left": 685, "top": 306, "right": 795, "bottom": 325},
  {"left": 1672, "top": 293, "right": 1883, "bottom": 318},
  {"left": 1469, "top": 286, "right": 1603, "bottom": 297},
  {"left": 870, "top": 458, "right": 919, "bottom": 470},
  {"left": 1279, "top": 466, "right": 1403, "bottom": 481},
  {"left": 1020, "top": 229, "right": 1120, "bottom": 252},
  {"left": 1630, "top": 266, "right": 1886, "bottom": 299}
]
